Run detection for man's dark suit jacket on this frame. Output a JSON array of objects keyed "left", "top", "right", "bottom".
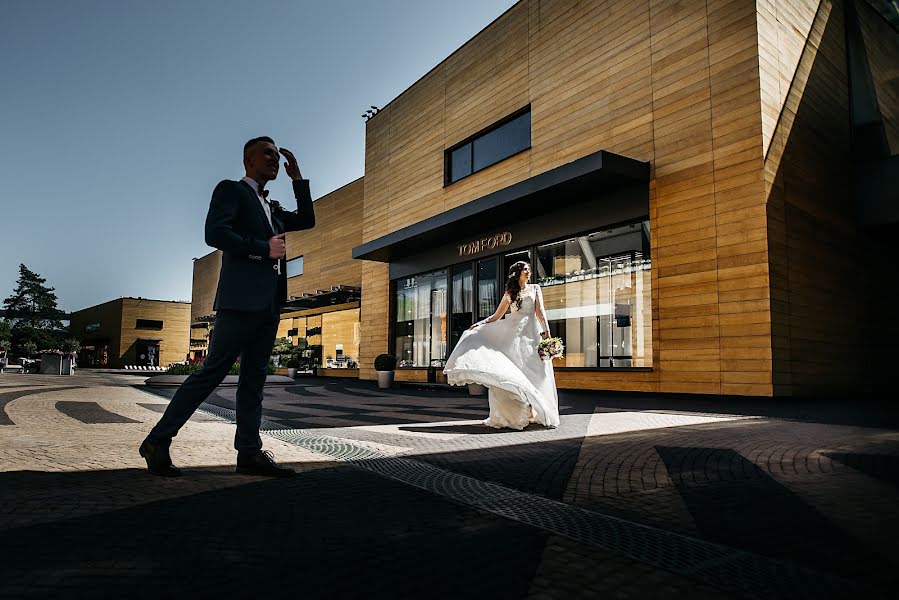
[{"left": 205, "top": 179, "right": 315, "bottom": 313}]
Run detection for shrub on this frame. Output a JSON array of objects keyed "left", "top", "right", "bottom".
[
  {"left": 165, "top": 359, "right": 272, "bottom": 376},
  {"left": 61, "top": 338, "right": 81, "bottom": 354},
  {"left": 166, "top": 363, "right": 199, "bottom": 375},
  {"left": 374, "top": 354, "right": 397, "bottom": 371}
]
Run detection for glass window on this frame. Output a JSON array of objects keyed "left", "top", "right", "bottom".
[
  {"left": 473, "top": 111, "right": 531, "bottom": 171},
  {"left": 395, "top": 270, "right": 448, "bottom": 367},
  {"left": 503, "top": 249, "right": 532, "bottom": 285},
  {"left": 450, "top": 264, "right": 474, "bottom": 352},
  {"left": 477, "top": 258, "right": 498, "bottom": 319},
  {"left": 450, "top": 145, "right": 472, "bottom": 183},
  {"left": 534, "top": 222, "right": 652, "bottom": 368},
  {"left": 447, "top": 108, "right": 531, "bottom": 184},
  {"left": 136, "top": 319, "right": 163, "bottom": 330},
  {"left": 286, "top": 256, "right": 304, "bottom": 278},
  {"left": 321, "top": 308, "right": 361, "bottom": 369}
]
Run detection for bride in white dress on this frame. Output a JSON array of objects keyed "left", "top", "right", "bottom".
[{"left": 443, "top": 261, "right": 560, "bottom": 430}]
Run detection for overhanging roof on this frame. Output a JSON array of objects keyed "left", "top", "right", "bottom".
[
  {"left": 352, "top": 150, "right": 649, "bottom": 263},
  {"left": 281, "top": 286, "right": 362, "bottom": 312}
]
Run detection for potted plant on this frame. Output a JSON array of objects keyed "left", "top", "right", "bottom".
[
  {"left": 374, "top": 353, "right": 397, "bottom": 389},
  {"left": 285, "top": 355, "right": 300, "bottom": 379}
]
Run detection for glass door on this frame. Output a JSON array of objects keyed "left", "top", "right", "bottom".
[
  {"left": 477, "top": 258, "right": 499, "bottom": 319},
  {"left": 450, "top": 264, "right": 474, "bottom": 354}
]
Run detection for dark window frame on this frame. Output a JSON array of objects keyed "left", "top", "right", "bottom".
[
  {"left": 444, "top": 106, "right": 532, "bottom": 186},
  {"left": 135, "top": 319, "right": 164, "bottom": 330}
]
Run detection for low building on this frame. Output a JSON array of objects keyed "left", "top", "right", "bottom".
[
  {"left": 188, "top": 251, "right": 222, "bottom": 359},
  {"left": 69, "top": 298, "right": 191, "bottom": 368}
]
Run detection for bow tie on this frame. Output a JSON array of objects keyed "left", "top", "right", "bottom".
[{"left": 259, "top": 189, "right": 269, "bottom": 200}]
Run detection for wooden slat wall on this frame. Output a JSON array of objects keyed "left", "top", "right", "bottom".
[
  {"left": 69, "top": 300, "right": 124, "bottom": 365},
  {"left": 286, "top": 177, "right": 364, "bottom": 298},
  {"left": 190, "top": 251, "right": 222, "bottom": 322},
  {"left": 359, "top": 0, "right": 779, "bottom": 394},
  {"left": 762, "top": 0, "right": 867, "bottom": 395},
  {"left": 118, "top": 299, "right": 191, "bottom": 368}
]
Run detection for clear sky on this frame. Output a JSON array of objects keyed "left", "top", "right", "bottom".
[{"left": 0, "top": 0, "right": 517, "bottom": 312}]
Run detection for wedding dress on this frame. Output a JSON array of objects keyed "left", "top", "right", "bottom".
[{"left": 443, "top": 284, "right": 560, "bottom": 429}]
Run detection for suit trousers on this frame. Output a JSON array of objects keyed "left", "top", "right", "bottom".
[{"left": 147, "top": 309, "right": 280, "bottom": 454}]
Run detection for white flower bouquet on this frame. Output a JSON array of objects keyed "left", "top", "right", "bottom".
[{"left": 537, "top": 337, "right": 564, "bottom": 361}]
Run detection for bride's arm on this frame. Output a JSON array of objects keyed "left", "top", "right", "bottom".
[
  {"left": 535, "top": 285, "right": 551, "bottom": 339},
  {"left": 468, "top": 294, "right": 511, "bottom": 330}
]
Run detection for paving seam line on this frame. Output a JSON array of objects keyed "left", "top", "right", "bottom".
[{"left": 188, "top": 400, "right": 860, "bottom": 600}]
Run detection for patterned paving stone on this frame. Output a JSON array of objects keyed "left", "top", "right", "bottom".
[
  {"left": 55, "top": 401, "right": 142, "bottom": 424},
  {"left": 3, "top": 372, "right": 899, "bottom": 598}
]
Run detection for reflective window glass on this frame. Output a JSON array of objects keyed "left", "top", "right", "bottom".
[
  {"left": 477, "top": 258, "right": 498, "bottom": 319},
  {"left": 450, "top": 144, "right": 472, "bottom": 183},
  {"left": 534, "top": 222, "right": 652, "bottom": 368},
  {"left": 287, "top": 256, "right": 304, "bottom": 278},
  {"left": 472, "top": 111, "right": 531, "bottom": 171},
  {"left": 446, "top": 108, "right": 530, "bottom": 184},
  {"left": 450, "top": 265, "right": 474, "bottom": 352},
  {"left": 394, "top": 270, "right": 448, "bottom": 368}
]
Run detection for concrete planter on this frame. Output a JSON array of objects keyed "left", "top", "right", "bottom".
[
  {"left": 39, "top": 353, "right": 75, "bottom": 375},
  {"left": 286, "top": 367, "right": 297, "bottom": 379},
  {"left": 376, "top": 370, "right": 394, "bottom": 389},
  {"left": 468, "top": 383, "right": 487, "bottom": 396}
]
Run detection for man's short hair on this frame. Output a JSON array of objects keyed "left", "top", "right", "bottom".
[{"left": 244, "top": 136, "right": 275, "bottom": 156}]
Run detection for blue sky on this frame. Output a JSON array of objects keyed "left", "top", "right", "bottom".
[{"left": 0, "top": 0, "right": 517, "bottom": 311}]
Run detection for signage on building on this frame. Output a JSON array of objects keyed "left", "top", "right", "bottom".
[{"left": 457, "top": 232, "right": 513, "bottom": 257}]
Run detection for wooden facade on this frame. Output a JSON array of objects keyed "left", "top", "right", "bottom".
[
  {"left": 286, "top": 177, "right": 364, "bottom": 298},
  {"left": 70, "top": 298, "right": 191, "bottom": 368},
  {"left": 357, "top": 0, "right": 895, "bottom": 395},
  {"left": 189, "top": 251, "right": 222, "bottom": 356}
]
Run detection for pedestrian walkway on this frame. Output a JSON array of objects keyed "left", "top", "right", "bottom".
[{"left": 2, "top": 371, "right": 897, "bottom": 598}]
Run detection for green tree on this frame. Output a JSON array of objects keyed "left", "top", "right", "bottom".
[
  {"left": 0, "top": 320, "right": 11, "bottom": 349},
  {"left": 2, "top": 264, "right": 66, "bottom": 355}
]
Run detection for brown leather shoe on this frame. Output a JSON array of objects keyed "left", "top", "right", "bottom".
[
  {"left": 236, "top": 450, "right": 295, "bottom": 477},
  {"left": 139, "top": 439, "right": 182, "bottom": 477}
]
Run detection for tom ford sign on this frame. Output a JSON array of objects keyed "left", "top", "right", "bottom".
[{"left": 458, "top": 232, "right": 513, "bottom": 257}]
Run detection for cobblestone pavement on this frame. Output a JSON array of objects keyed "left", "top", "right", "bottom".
[{"left": 2, "top": 372, "right": 897, "bottom": 598}]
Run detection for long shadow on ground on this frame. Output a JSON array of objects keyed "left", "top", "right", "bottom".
[{"left": 0, "top": 466, "right": 547, "bottom": 600}]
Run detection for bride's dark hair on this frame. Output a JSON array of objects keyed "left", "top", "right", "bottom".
[{"left": 505, "top": 261, "right": 530, "bottom": 310}]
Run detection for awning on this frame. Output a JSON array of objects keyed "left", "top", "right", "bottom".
[
  {"left": 352, "top": 150, "right": 649, "bottom": 263},
  {"left": 281, "top": 286, "right": 362, "bottom": 312},
  {"left": 136, "top": 337, "right": 163, "bottom": 343}
]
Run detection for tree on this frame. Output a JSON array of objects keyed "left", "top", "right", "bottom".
[
  {"left": 2, "top": 264, "right": 66, "bottom": 355},
  {"left": 0, "top": 320, "right": 10, "bottom": 348}
]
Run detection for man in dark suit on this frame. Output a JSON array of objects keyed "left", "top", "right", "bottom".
[{"left": 140, "top": 136, "right": 315, "bottom": 477}]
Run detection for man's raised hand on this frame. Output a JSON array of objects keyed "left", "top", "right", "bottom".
[
  {"left": 268, "top": 233, "right": 286, "bottom": 260},
  {"left": 279, "top": 148, "right": 302, "bottom": 181}
]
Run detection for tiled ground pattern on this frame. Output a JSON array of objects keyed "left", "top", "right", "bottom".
[{"left": 1, "top": 372, "right": 897, "bottom": 598}]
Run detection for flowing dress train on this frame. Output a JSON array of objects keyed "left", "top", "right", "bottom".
[{"left": 443, "top": 284, "right": 560, "bottom": 429}]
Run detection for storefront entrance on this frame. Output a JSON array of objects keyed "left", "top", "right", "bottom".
[
  {"left": 136, "top": 341, "right": 160, "bottom": 367},
  {"left": 391, "top": 222, "right": 651, "bottom": 371}
]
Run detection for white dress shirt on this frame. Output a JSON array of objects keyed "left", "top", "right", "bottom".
[{"left": 241, "top": 176, "right": 273, "bottom": 229}]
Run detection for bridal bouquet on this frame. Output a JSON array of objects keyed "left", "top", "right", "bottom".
[{"left": 537, "top": 336, "right": 565, "bottom": 361}]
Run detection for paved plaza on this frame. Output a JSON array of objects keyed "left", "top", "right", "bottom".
[{"left": 1, "top": 371, "right": 897, "bottom": 598}]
